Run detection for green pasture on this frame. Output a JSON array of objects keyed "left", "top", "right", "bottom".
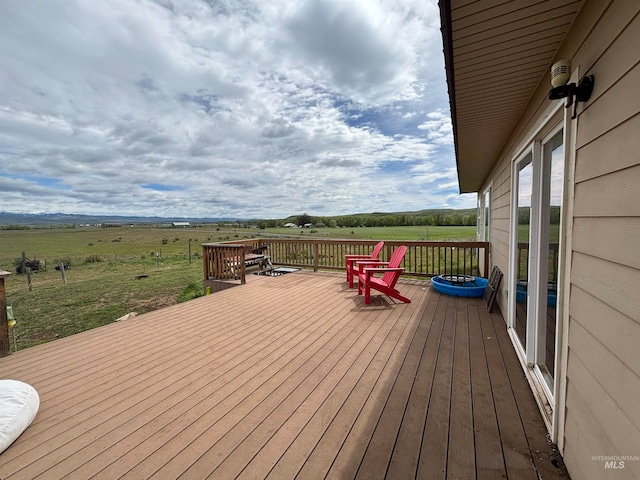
[
  {"left": 261, "top": 225, "right": 477, "bottom": 242},
  {"left": 1, "top": 224, "right": 477, "bottom": 350},
  {"left": 517, "top": 224, "right": 560, "bottom": 243}
]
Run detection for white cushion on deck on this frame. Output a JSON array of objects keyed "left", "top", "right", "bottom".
[{"left": 0, "top": 379, "right": 40, "bottom": 454}]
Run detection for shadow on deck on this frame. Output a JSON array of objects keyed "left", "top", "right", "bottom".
[{"left": 0, "top": 271, "right": 569, "bottom": 479}]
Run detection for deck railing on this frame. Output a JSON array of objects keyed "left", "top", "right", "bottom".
[
  {"left": 517, "top": 242, "right": 560, "bottom": 282},
  {"left": 203, "top": 238, "right": 490, "bottom": 286},
  {"left": 202, "top": 243, "right": 247, "bottom": 284}
]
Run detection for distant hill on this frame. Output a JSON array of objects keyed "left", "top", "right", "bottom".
[
  {"left": 0, "top": 212, "right": 239, "bottom": 227},
  {"left": 281, "top": 208, "right": 476, "bottom": 222},
  {"left": 386, "top": 208, "right": 476, "bottom": 217}
]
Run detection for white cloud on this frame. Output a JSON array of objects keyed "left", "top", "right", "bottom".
[
  {"left": 0, "top": 0, "right": 475, "bottom": 218},
  {"left": 417, "top": 110, "right": 453, "bottom": 145}
]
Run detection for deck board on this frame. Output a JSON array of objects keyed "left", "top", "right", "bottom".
[
  {"left": 447, "top": 296, "right": 476, "bottom": 479},
  {"left": 383, "top": 284, "right": 443, "bottom": 479},
  {"left": 468, "top": 303, "right": 507, "bottom": 479},
  {"left": 417, "top": 293, "right": 456, "bottom": 479},
  {"left": 487, "top": 303, "right": 567, "bottom": 480},
  {"left": 0, "top": 271, "right": 569, "bottom": 479},
  {"left": 294, "top": 286, "right": 425, "bottom": 479},
  {"left": 479, "top": 300, "right": 540, "bottom": 480}
]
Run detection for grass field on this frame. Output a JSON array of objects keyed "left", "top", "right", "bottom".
[
  {"left": 263, "top": 225, "right": 477, "bottom": 242},
  {"left": 1, "top": 224, "right": 476, "bottom": 350}
]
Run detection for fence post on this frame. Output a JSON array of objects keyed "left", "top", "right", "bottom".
[
  {"left": 0, "top": 271, "right": 10, "bottom": 357},
  {"left": 59, "top": 262, "right": 67, "bottom": 285}
]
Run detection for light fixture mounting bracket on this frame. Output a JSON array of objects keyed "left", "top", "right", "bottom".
[{"left": 548, "top": 75, "right": 594, "bottom": 119}]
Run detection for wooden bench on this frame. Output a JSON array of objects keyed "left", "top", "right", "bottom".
[{"left": 242, "top": 244, "right": 273, "bottom": 272}]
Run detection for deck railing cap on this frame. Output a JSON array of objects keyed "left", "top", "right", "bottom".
[{"left": 202, "top": 243, "right": 245, "bottom": 247}]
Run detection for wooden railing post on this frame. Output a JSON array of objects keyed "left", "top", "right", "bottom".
[
  {"left": 313, "top": 243, "right": 319, "bottom": 272},
  {"left": 239, "top": 247, "right": 247, "bottom": 284},
  {"left": 483, "top": 242, "right": 490, "bottom": 279},
  {"left": 0, "top": 271, "right": 10, "bottom": 357},
  {"left": 202, "top": 245, "right": 210, "bottom": 280}
]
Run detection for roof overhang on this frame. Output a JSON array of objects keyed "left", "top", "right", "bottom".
[{"left": 439, "top": 0, "right": 584, "bottom": 193}]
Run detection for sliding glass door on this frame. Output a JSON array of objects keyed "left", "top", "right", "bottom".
[
  {"left": 510, "top": 127, "right": 564, "bottom": 399},
  {"left": 537, "top": 130, "right": 564, "bottom": 392}
]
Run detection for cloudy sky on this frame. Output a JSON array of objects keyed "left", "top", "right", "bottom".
[{"left": 0, "top": 0, "right": 475, "bottom": 219}]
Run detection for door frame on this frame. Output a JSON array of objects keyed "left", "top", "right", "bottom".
[{"left": 507, "top": 100, "right": 570, "bottom": 439}]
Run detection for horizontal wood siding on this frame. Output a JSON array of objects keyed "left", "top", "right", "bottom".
[
  {"left": 575, "top": 112, "right": 640, "bottom": 183},
  {"left": 484, "top": 150, "right": 512, "bottom": 318},
  {"left": 567, "top": 2, "right": 640, "bottom": 475},
  {"left": 574, "top": 163, "right": 640, "bottom": 217},
  {"left": 573, "top": 217, "right": 640, "bottom": 269}
]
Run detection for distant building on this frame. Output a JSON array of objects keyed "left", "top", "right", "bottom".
[
  {"left": 283, "top": 222, "right": 298, "bottom": 228},
  {"left": 172, "top": 222, "right": 191, "bottom": 228}
]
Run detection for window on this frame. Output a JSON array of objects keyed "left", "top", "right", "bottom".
[{"left": 478, "top": 187, "right": 491, "bottom": 241}]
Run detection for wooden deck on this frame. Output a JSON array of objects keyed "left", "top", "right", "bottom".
[{"left": 0, "top": 271, "right": 569, "bottom": 479}]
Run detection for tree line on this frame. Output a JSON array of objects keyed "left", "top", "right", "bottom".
[{"left": 256, "top": 209, "right": 478, "bottom": 229}]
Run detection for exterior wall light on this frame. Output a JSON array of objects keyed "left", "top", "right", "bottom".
[{"left": 548, "top": 59, "right": 594, "bottom": 119}]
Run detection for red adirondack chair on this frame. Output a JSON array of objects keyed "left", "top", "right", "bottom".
[
  {"left": 356, "top": 245, "right": 410, "bottom": 305},
  {"left": 345, "top": 241, "right": 384, "bottom": 288}
]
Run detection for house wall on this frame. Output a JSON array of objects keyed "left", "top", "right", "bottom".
[{"left": 480, "top": 2, "right": 640, "bottom": 479}]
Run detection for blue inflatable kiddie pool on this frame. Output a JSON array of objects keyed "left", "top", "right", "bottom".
[
  {"left": 516, "top": 281, "right": 557, "bottom": 306},
  {"left": 431, "top": 275, "right": 488, "bottom": 297}
]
